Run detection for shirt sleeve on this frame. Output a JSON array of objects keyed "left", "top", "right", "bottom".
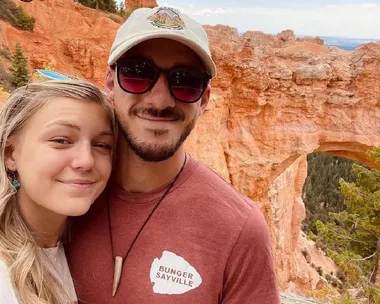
[
  {"left": 221, "top": 206, "right": 281, "bottom": 304},
  {"left": 0, "top": 261, "right": 19, "bottom": 304}
]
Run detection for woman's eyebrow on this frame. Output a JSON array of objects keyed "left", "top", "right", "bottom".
[
  {"left": 44, "top": 120, "right": 80, "bottom": 131},
  {"left": 44, "top": 120, "right": 113, "bottom": 137},
  {"left": 98, "top": 130, "right": 114, "bottom": 137}
]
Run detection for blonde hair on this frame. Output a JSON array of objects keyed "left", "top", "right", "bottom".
[{"left": 0, "top": 80, "right": 115, "bottom": 303}]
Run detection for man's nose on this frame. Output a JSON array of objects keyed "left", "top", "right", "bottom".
[{"left": 146, "top": 74, "right": 176, "bottom": 109}]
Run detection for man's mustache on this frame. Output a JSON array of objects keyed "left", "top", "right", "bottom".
[{"left": 133, "top": 107, "right": 185, "bottom": 121}]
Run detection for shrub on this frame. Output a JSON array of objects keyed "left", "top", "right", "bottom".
[
  {"left": 0, "top": 64, "right": 12, "bottom": 91},
  {"left": 336, "top": 270, "right": 346, "bottom": 283},
  {"left": 0, "top": 0, "right": 17, "bottom": 23},
  {"left": 332, "top": 293, "right": 357, "bottom": 304},
  {"left": 301, "top": 248, "right": 308, "bottom": 258},
  {"left": 0, "top": 0, "right": 35, "bottom": 31},
  {"left": 107, "top": 14, "right": 121, "bottom": 23},
  {"left": 15, "top": 7, "right": 35, "bottom": 31},
  {"left": 306, "top": 287, "right": 335, "bottom": 302},
  {"left": 307, "top": 231, "right": 317, "bottom": 241},
  {"left": 324, "top": 273, "right": 333, "bottom": 282},
  {"left": 0, "top": 47, "right": 11, "bottom": 60},
  {"left": 316, "top": 266, "right": 323, "bottom": 276}
]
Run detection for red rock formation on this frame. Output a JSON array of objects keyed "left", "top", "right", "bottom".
[
  {"left": 0, "top": 91, "right": 9, "bottom": 103},
  {"left": 187, "top": 26, "right": 380, "bottom": 291},
  {"left": 4, "top": 0, "right": 126, "bottom": 85},
  {"left": 125, "top": 0, "right": 157, "bottom": 10},
  {"left": 2, "top": 0, "right": 380, "bottom": 294}
]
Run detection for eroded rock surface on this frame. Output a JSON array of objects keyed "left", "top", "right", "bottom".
[{"left": 2, "top": 0, "right": 380, "bottom": 293}]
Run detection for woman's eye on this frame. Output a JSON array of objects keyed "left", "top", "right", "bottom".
[
  {"left": 50, "top": 138, "right": 70, "bottom": 145},
  {"left": 94, "top": 143, "right": 112, "bottom": 150}
]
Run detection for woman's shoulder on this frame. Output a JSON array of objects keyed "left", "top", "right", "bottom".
[
  {"left": 0, "top": 259, "right": 11, "bottom": 284},
  {"left": 0, "top": 259, "right": 19, "bottom": 303}
]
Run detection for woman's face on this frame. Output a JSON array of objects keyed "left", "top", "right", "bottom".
[{"left": 6, "top": 97, "right": 114, "bottom": 217}]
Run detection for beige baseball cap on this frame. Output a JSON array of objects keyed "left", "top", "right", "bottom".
[{"left": 108, "top": 7, "right": 216, "bottom": 77}]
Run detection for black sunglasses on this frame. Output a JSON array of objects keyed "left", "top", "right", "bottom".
[{"left": 116, "top": 58, "right": 211, "bottom": 103}]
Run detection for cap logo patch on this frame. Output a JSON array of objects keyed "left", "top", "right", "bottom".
[{"left": 148, "top": 7, "right": 185, "bottom": 30}]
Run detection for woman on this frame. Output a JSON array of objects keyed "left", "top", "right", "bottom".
[{"left": 0, "top": 80, "right": 115, "bottom": 303}]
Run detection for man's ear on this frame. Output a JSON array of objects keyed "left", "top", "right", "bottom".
[
  {"left": 4, "top": 142, "right": 17, "bottom": 172},
  {"left": 105, "top": 66, "right": 116, "bottom": 99},
  {"left": 199, "top": 84, "right": 211, "bottom": 115}
]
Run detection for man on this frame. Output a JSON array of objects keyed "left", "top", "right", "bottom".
[{"left": 66, "top": 6, "right": 280, "bottom": 304}]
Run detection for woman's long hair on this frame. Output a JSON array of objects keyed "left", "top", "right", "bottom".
[{"left": 0, "top": 80, "right": 115, "bottom": 303}]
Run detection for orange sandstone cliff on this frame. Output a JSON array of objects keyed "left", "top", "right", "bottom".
[
  {"left": 125, "top": 0, "right": 157, "bottom": 9},
  {"left": 188, "top": 26, "right": 380, "bottom": 291},
  {"left": 2, "top": 0, "right": 380, "bottom": 293}
]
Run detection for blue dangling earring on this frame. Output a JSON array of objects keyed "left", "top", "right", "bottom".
[{"left": 10, "top": 171, "right": 20, "bottom": 190}]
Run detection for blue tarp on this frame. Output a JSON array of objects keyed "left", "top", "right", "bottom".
[{"left": 35, "top": 69, "right": 70, "bottom": 80}]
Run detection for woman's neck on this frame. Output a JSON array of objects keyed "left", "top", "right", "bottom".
[{"left": 17, "top": 193, "right": 66, "bottom": 248}]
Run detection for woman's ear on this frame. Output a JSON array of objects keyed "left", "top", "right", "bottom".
[{"left": 4, "top": 141, "right": 17, "bottom": 171}]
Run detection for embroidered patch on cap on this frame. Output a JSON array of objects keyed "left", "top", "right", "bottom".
[
  {"left": 148, "top": 7, "right": 185, "bottom": 30},
  {"left": 150, "top": 251, "right": 202, "bottom": 295}
]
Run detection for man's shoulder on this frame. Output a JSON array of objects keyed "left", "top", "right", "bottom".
[
  {"left": 184, "top": 158, "right": 272, "bottom": 262},
  {"left": 185, "top": 157, "right": 263, "bottom": 221},
  {"left": 189, "top": 158, "right": 256, "bottom": 204}
]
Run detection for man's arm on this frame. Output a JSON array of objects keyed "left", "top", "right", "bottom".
[{"left": 222, "top": 206, "right": 281, "bottom": 304}]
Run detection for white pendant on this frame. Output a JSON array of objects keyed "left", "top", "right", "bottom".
[{"left": 112, "top": 256, "right": 123, "bottom": 296}]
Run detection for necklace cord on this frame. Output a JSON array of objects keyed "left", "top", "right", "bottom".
[{"left": 107, "top": 153, "right": 188, "bottom": 262}]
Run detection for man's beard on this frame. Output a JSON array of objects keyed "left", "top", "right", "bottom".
[{"left": 117, "top": 108, "right": 197, "bottom": 162}]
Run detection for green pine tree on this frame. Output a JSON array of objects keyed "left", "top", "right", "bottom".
[
  {"left": 10, "top": 42, "right": 29, "bottom": 88},
  {"left": 316, "top": 148, "right": 380, "bottom": 303},
  {"left": 302, "top": 153, "right": 357, "bottom": 235},
  {"left": 117, "top": 1, "right": 126, "bottom": 17},
  {"left": 78, "top": 0, "right": 118, "bottom": 13},
  {"left": 104, "top": 0, "right": 117, "bottom": 13},
  {"left": 77, "top": 0, "right": 96, "bottom": 9}
]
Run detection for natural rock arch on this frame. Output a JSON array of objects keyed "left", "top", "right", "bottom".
[{"left": 186, "top": 28, "right": 380, "bottom": 291}]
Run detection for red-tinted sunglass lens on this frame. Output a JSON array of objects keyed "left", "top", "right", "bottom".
[
  {"left": 119, "top": 77, "right": 152, "bottom": 93},
  {"left": 169, "top": 69, "right": 205, "bottom": 102},
  {"left": 171, "top": 86, "right": 203, "bottom": 102},
  {"left": 118, "top": 62, "right": 157, "bottom": 93}
]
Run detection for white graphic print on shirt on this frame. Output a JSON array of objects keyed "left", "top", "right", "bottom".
[{"left": 150, "top": 251, "right": 202, "bottom": 295}]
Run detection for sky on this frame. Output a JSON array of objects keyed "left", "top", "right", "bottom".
[{"left": 117, "top": 0, "right": 380, "bottom": 39}]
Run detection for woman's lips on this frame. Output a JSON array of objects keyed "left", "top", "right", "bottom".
[{"left": 59, "top": 180, "right": 95, "bottom": 189}]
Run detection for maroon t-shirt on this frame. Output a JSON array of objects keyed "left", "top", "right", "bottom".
[{"left": 66, "top": 156, "right": 280, "bottom": 303}]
